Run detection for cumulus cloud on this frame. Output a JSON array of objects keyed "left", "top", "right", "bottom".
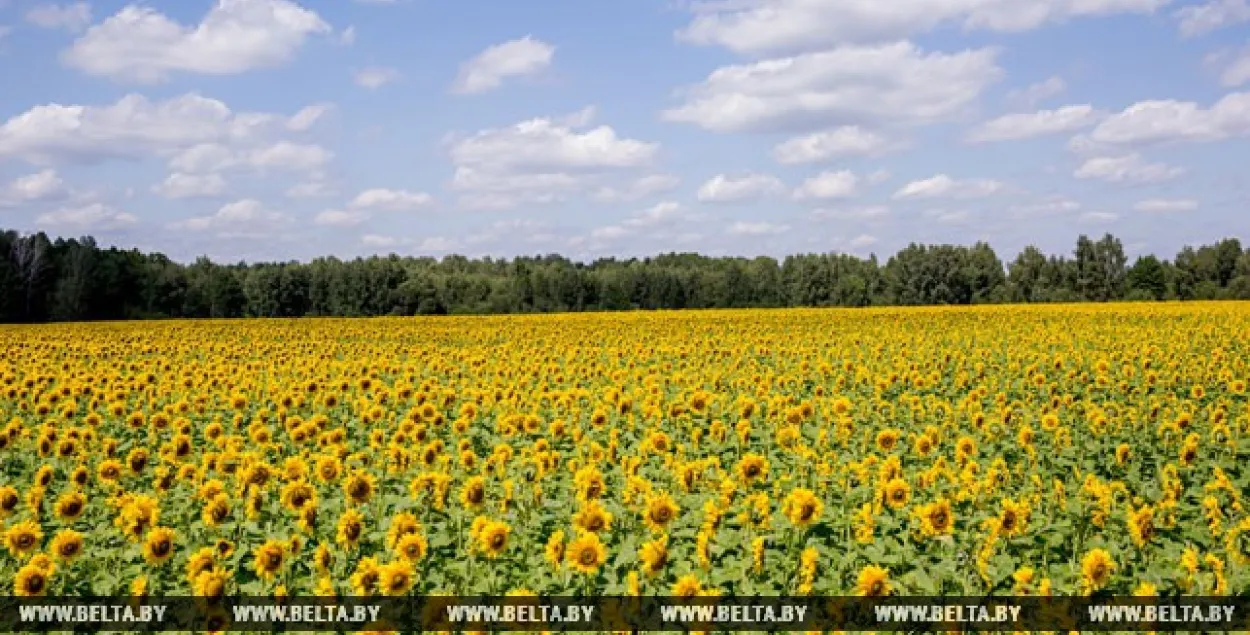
[
  {"left": 35, "top": 203, "right": 137, "bottom": 230},
  {"left": 1070, "top": 92, "right": 1250, "bottom": 150},
  {"left": 677, "top": 0, "right": 1168, "bottom": 56},
  {"left": 793, "top": 170, "right": 859, "bottom": 199},
  {"left": 0, "top": 93, "right": 334, "bottom": 176},
  {"left": 286, "top": 180, "right": 336, "bottom": 198},
  {"left": 663, "top": 42, "right": 1002, "bottom": 134},
  {"left": 1005, "top": 76, "right": 1066, "bottom": 108},
  {"left": 348, "top": 188, "right": 434, "bottom": 211},
  {"left": 26, "top": 2, "right": 91, "bottom": 31},
  {"left": 0, "top": 169, "right": 68, "bottom": 206},
  {"left": 810, "top": 206, "right": 890, "bottom": 221},
  {"left": 152, "top": 172, "right": 226, "bottom": 199},
  {"left": 286, "top": 103, "right": 333, "bottom": 131},
  {"left": 772, "top": 126, "right": 899, "bottom": 164},
  {"left": 1216, "top": 49, "right": 1250, "bottom": 87},
  {"left": 170, "top": 198, "right": 292, "bottom": 237},
  {"left": 62, "top": 0, "right": 331, "bottom": 83},
  {"left": 892, "top": 174, "right": 1004, "bottom": 199},
  {"left": 451, "top": 36, "right": 554, "bottom": 94},
  {"left": 696, "top": 173, "right": 786, "bottom": 202},
  {"left": 1176, "top": 0, "right": 1250, "bottom": 36},
  {"left": 314, "top": 208, "right": 370, "bottom": 227},
  {"left": 727, "top": 221, "right": 789, "bottom": 236},
  {"left": 591, "top": 174, "right": 681, "bottom": 203},
  {"left": 1133, "top": 198, "right": 1199, "bottom": 212},
  {"left": 1073, "top": 154, "right": 1185, "bottom": 183},
  {"left": 965, "top": 105, "right": 1104, "bottom": 143},
  {"left": 1079, "top": 211, "right": 1120, "bottom": 224},
  {"left": 447, "top": 107, "right": 658, "bottom": 209},
  {"left": 353, "top": 66, "right": 399, "bottom": 89}
]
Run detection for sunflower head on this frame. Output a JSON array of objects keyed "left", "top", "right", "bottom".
[
  {"left": 566, "top": 532, "right": 607, "bottom": 575},
  {"left": 142, "top": 527, "right": 177, "bottom": 565}
]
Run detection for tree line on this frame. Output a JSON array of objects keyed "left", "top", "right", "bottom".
[{"left": 0, "top": 228, "right": 1247, "bottom": 323}]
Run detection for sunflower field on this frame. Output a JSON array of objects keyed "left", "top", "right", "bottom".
[{"left": 1, "top": 303, "right": 1248, "bottom": 600}]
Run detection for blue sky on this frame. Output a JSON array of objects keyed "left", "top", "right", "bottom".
[{"left": 0, "top": 0, "right": 1248, "bottom": 264}]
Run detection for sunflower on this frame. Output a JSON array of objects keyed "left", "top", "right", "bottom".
[
  {"left": 142, "top": 527, "right": 176, "bottom": 565},
  {"left": 350, "top": 556, "right": 381, "bottom": 596},
  {"left": 1127, "top": 505, "right": 1155, "bottom": 548},
  {"left": 386, "top": 512, "right": 422, "bottom": 549},
  {"left": 855, "top": 565, "right": 891, "bottom": 596},
  {"left": 49, "top": 530, "right": 84, "bottom": 563},
  {"left": 336, "top": 509, "right": 366, "bottom": 551},
  {"left": 314, "top": 456, "right": 342, "bottom": 483},
  {"left": 279, "top": 480, "right": 317, "bottom": 513},
  {"left": 566, "top": 531, "right": 607, "bottom": 575},
  {"left": 671, "top": 574, "right": 702, "bottom": 598},
  {"left": 0, "top": 486, "right": 19, "bottom": 518},
  {"left": 478, "top": 520, "right": 511, "bottom": 558},
  {"left": 1080, "top": 548, "right": 1116, "bottom": 592},
  {"left": 395, "top": 533, "right": 429, "bottom": 562},
  {"left": 883, "top": 478, "right": 911, "bottom": 509},
  {"left": 875, "top": 429, "right": 901, "bottom": 453},
  {"left": 643, "top": 493, "right": 679, "bottom": 533},
  {"left": 192, "top": 568, "right": 230, "bottom": 598},
  {"left": 4, "top": 520, "right": 43, "bottom": 558},
  {"left": 917, "top": 499, "right": 955, "bottom": 537},
  {"left": 459, "top": 476, "right": 487, "bottom": 509},
  {"left": 14, "top": 563, "right": 50, "bottom": 597},
  {"left": 997, "top": 498, "right": 1029, "bottom": 537},
  {"left": 342, "top": 470, "right": 377, "bottom": 507},
  {"left": 573, "top": 500, "right": 614, "bottom": 534},
  {"left": 186, "top": 547, "right": 218, "bottom": 584},
  {"left": 736, "top": 454, "right": 769, "bottom": 485},
  {"left": 639, "top": 535, "right": 668, "bottom": 577},
  {"left": 202, "top": 494, "right": 231, "bottom": 527},
  {"left": 378, "top": 560, "right": 416, "bottom": 596},
  {"left": 97, "top": 459, "right": 123, "bottom": 483},
  {"left": 253, "top": 540, "right": 288, "bottom": 581},
  {"left": 544, "top": 530, "right": 565, "bottom": 569},
  {"left": 782, "top": 488, "right": 823, "bottom": 529}
]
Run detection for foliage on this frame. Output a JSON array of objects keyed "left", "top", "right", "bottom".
[{"left": 1, "top": 229, "right": 1248, "bottom": 323}]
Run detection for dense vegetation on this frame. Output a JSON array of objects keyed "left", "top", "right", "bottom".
[{"left": 0, "top": 229, "right": 1246, "bottom": 322}]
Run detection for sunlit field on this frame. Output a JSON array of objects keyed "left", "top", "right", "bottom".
[{"left": 1, "top": 303, "right": 1247, "bottom": 599}]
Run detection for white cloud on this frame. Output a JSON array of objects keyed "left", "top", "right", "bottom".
[
  {"left": 418, "top": 237, "right": 460, "bottom": 253},
  {"left": 171, "top": 198, "right": 292, "bottom": 237},
  {"left": 810, "top": 206, "right": 890, "bottom": 220},
  {"left": 1071, "top": 92, "right": 1250, "bottom": 149},
  {"left": 26, "top": 2, "right": 91, "bottom": 31},
  {"left": 848, "top": 234, "right": 879, "bottom": 249},
  {"left": 447, "top": 108, "right": 658, "bottom": 209},
  {"left": 662, "top": 42, "right": 1003, "bottom": 134},
  {"left": 1008, "top": 196, "right": 1082, "bottom": 219},
  {"left": 867, "top": 169, "right": 891, "bottom": 185},
  {"left": 696, "top": 173, "right": 786, "bottom": 202},
  {"left": 0, "top": 169, "right": 67, "bottom": 205},
  {"left": 354, "top": 66, "right": 399, "bottom": 89},
  {"left": 1005, "top": 76, "right": 1066, "bottom": 108},
  {"left": 622, "top": 201, "right": 688, "bottom": 228},
  {"left": 152, "top": 172, "right": 226, "bottom": 199},
  {"left": 892, "top": 174, "right": 1004, "bottom": 199},
  {"left": 677, "top": 0, "right": 1168, "bottom": 56},
  {"left": 1133, "top": 198, "right": 1199, "bottom": 212},
  {"left": 348, "top": 188, "right": 434, "bottom": 211},
  {"left": 965, "top": 105, "right": 1104, "bottom": 143},
  {"left": 727, "top": 221, "right": 790, "bottom": 236},
  {"left": 772, "top": 126, "right": 898, "bottom": 164},
  {"left": 0, "top": 93, "right": 329, "bottom": 170},
  {"left": 1218, "top": 49, "right": 1250, "bottom": 87},
  {"left": 63, "top": 0, "right": 331, "bottom": 84},
  {"left": 361, "top": 234, "right": 399, "bottom": 248},
  {"left": 793, "top": 170, "right": 859, "bottom": 199},
  {"left": 166, "top": 141, "right": 331, "bottom": 175},
  {"left": 591, "top": 174, "right": 681, "bottom": 203},
  {"left": 1176, "top": 0, "right": 1250, "bottom": 36},
  {"left": 314, "top": 208, "right": 370, "bottom": 227},
  {"left": 923, "top": 208, "right": 971, "bottom": 224},
  {"left": 1073, "top": 154, "right": 1185, "bottom": 183},
  {"left": 451, "top": 36, "right": 554, "bottom": 94},
  {"left": 34, "top": 203, "right": 137, "bottom": 230},
  {"left": 1079, "top": 211, "right": 1120, "bottom": 224},
  {"left": 286, "top": 103, "right": 333, "bottom": 131},
  {"left": 286, "top": 180, "right": 336, "bottom": 198},
  {"left": 337, "top": 25, "right": 356, "bottom": 46}
]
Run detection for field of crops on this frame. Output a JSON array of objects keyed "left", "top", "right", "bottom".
[{"left": 0, "top": 303, "right": 1247, "bottom": 599}]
